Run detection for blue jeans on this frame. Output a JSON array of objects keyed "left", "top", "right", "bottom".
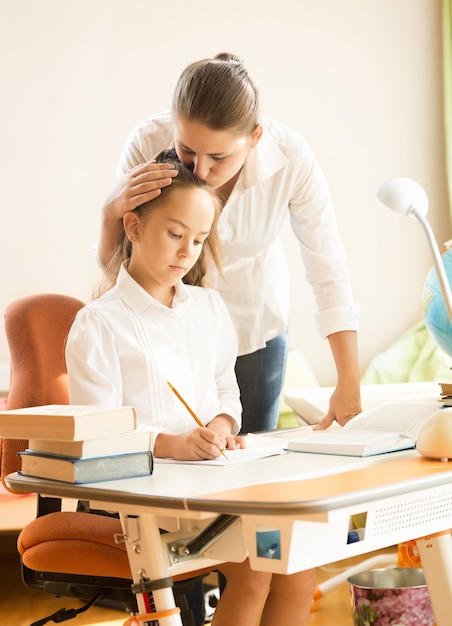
[{"left": 235, "top": 331, "right": 289, "bottom": 433}]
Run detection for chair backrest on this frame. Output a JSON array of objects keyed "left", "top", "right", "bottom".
[{"left": 1, "top": 293, "right": 85, "bottom": 489}]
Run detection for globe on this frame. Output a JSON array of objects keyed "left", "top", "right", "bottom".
[{"left": 422, "top": 248, "right": 452, "bottom": 357}]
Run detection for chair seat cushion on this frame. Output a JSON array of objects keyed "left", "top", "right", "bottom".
[
  {"left": 17, "top": 511, "right": 216, "bottom": 583},
  {"left": 18, "top": 511, "right": 132, "bottom": 578}
]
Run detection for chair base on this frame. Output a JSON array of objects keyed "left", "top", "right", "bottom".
[
  {"left": 22, "top": 563, "right": 138, "bottom": 613},
  {"left": 22, "top": 562, "right": 211, "bottom": 626}
]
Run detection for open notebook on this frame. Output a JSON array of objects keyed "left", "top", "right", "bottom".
[{"left": 154, "top": 433, "right": 288, "bottom": 466}]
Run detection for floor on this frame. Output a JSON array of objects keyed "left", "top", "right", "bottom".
[{"left": 0, "top": 529, "right": 399, "bottom": 626}]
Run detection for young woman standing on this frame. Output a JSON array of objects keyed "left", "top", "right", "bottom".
[{"left": 98, "top": 52, "right": 361, "bottom": 435}]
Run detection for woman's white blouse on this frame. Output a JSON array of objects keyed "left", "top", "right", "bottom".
[
  {"left": 117, "top": 112, "right": 360, "bottom": 355},
  {"left": 65, "top": 265, "right": 242, "bottom": 450}
]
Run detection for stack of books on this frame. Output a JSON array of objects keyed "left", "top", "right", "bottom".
[{"left": 0, "top": 405, "right": 153, "bottom": 483}]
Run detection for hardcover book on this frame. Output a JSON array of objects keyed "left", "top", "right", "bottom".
[
  {"left": 0, "top": 405, "right": 137, "bottom": 440},
  {"left": 28, "top": 428, "right": 151, "bottom": 458},
  {"left": 18, "top": 449, "right": 153, "bottom": 483}
]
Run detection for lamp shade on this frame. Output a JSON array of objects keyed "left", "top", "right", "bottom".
[
  {"left": 377, "top": 177, "right": 428, "bottom": 218},
  {"left": 377, "top": 176, "right": 452, "bottom": 326}
]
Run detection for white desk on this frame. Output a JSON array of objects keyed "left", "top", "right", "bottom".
[{"left": 6, "top": 446, "right": 452, "bottom": 626}]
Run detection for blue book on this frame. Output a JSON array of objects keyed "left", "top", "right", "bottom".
[{"left": 18, "top": 449, "right": 153, "bottom": 483}]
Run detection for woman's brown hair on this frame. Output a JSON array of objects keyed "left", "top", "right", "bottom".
[{"left": 172, "top": 52, "right": 260, "bottom": 136}]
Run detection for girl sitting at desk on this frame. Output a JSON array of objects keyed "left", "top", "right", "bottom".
[{"left": 65, "top": 152, "right": 316, "bottom": 625}]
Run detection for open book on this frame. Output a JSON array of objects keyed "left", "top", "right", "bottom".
[{"left": 285, "top": 402, "right": 441, "bottom": 457}]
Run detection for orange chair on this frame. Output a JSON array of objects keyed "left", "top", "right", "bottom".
[
  {"left": 1, "top": 293, "right": 84, "bottom": 489},
  {"left": 1, "top": 293, "right": 214, "bottom": 625}
]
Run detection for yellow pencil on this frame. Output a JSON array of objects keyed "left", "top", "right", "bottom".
[{"left": 167, "top": 381, "right": 229, "bottom": 460}]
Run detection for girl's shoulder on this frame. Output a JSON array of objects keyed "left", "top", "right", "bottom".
[
  {"left": 75, "top": 287, "right": 120, "bottom": 319},
  {"left": 184, "top": 284, "right": 227, "bottom": 309}
]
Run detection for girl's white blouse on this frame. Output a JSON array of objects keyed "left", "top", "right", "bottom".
[
  {"left": 116, "top": 112, "right": 360, "bottom": 356},
  {"left": 65, "top": 265, "right": 242, "bottom": 450}
]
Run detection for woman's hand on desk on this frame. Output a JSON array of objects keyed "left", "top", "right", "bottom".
[
  {"left": 313, "top": 381, "right": 362, "bottom": 430},
  {"left": 317, "top": 330, "right": 361, "bottom": 429}
]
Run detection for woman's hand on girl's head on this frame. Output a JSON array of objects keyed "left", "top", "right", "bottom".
[
  {"left": 98, "top": 161, "right": 179, "bottom": 269},
  {"left": 104, "top": 161, "right": 179, "bottom": 221}
]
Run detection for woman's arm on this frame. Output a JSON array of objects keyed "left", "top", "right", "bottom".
[{"left": 314, "top": 330, "right": 362, "bottom": 429}]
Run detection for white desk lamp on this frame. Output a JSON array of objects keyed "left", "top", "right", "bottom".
[{"left": 377, "top": 177, "right": 452, "bottom": 461}]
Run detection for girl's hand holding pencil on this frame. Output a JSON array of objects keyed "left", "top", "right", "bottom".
[{"left": 167, "top": 381, "right": 245, "bottom": 460}]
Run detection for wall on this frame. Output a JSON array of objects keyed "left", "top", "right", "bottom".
[{"left": 0, "top": 0, "right": 449, "bottom": 388}]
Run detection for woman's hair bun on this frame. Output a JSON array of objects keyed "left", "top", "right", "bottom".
[{"left": 213, "top": 52, "right": 243, "bottom": 66}]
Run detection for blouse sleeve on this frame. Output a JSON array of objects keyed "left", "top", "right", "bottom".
[
  {"left": 65, "top": 308, "right": 159, "bottom": 447},
  {"left": 286, "top": 133, "right": 360, "bottom": 337},
  {"left": 66, "top": 307, "right": 123, "bottom": 406},
  {"left": 209, "top": 291, "right": 242, "bottom": 434}
]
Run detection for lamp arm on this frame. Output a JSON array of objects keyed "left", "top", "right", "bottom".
[{"left": 411, "top": 207, "right": 452, "bottom": 325}]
